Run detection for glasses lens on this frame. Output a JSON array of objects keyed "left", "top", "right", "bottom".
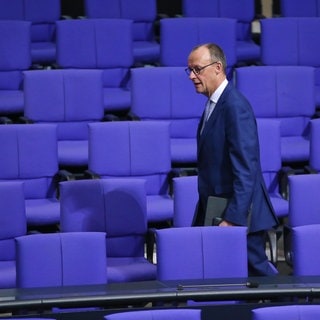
[{"left": 185, "top": 67, "right": 191, "bottom": 76}]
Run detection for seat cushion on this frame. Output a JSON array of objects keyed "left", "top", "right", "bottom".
[
  {"left": 0, "top": 261, "right": 16, "bottom": 289},
  {"left": 107, "top": 257, "right": 156, "bottom": 283},
  {"left": 25, "top": 198, "right": 60, "bottom": 226}
]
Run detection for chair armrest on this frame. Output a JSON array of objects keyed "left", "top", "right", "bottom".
[
  {"left": 0, "top": 116, "right": 13, "bottom": 124},
  {"left": 168, "top": 167, "right": 198, "bottom": 196},
  {"left": 126, "top": 111, "right": 141, "bottom": 121},
  {"left": 102, "top": 113, "right": 122, "bottom": 122},
  {"left": 304, "top": 165, "right": 319, "bottom": 174},
  {"left": 83, "top": 169, "right": 101, "bottom": 179},
  {"left": 146, "top": 227, "right": 157, "bottom": 263},
  {"left": 279, "top": 166, "right": 303, "bottom": 200},
  {"left": 17, "top": 116, "right": 34, "bottom": 124},
  {"left": 283, "top": 224, "right": 293, "bottom": 267},
  {"left": 54, "top": 169, "right": 76, "bottom": 199}
]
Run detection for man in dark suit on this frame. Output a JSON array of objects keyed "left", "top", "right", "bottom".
[{"left": 187, "top": 43, "right": 279, "bottom": 276}]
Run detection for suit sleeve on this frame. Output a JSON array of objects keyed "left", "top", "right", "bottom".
[{"left": 223, "top": 98, "right": 259, "bottom": 226}]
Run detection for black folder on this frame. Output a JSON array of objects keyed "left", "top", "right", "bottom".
[{"left": 204, "top": 196, "right": 228, "bottom": 226}]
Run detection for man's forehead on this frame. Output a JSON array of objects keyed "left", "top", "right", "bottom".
[{"left": 189, "top": 48, "right": 211, "bottom": 64}]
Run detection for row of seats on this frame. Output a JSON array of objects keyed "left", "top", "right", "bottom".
[
  {"left": 0, "top": 111, "right": 309, "bottom": 229},
  {"left": 0, "top": 177, "right": 249, "bottom": 291},
  {"left": 3, "top": 305, "right": 320, "bottom": 320},
  {"left": 2, "top": 16, "right": 320, "bottom": 165},
  {"left": 2, "top": 169, "right": 320, "bottom": 295},
  {"left": 0, "top": 0, "right": 261, "bottom": 66},
  {"left": 1, "top": 63, "right": 318, "bottom": 168},
  {"left": 1, "top": 117, "right": 320, "bottom": 270}
]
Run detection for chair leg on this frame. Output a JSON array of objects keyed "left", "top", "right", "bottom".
[{"left": 267, "top": 229, "right": 278, "bottom": 266}]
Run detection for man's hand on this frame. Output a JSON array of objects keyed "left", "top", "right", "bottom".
[{"left": 219, "top": 220, "right": 235, "bottom": 227}]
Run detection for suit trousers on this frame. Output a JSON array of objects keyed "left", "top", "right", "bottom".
[{"left": 247, "top": 230, "right": 279, "bottom": 276}]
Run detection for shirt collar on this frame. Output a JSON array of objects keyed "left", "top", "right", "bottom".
[{"left": 209, "top": 78, "right": 228, "bottom": 104}]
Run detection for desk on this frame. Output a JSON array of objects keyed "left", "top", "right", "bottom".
[{"left": 1, "top": 276, "right": 320, "bottom": 318}]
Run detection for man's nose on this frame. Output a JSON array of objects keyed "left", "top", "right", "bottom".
[{"left": 189, "top": 71, "right": 196, "bottom": 80}]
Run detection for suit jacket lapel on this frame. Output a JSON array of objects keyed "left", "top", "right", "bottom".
[{"left": 197, "top": 83, "right": 232, "bottom": 155}]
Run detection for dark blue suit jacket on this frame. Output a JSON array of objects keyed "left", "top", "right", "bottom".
[{"left": 194, "top": 82, "right": 278, "bottom": 233}]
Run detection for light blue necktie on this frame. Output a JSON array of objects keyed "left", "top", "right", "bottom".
[{"left": 201, "top": 100, "right": 215, "bottom": 134}]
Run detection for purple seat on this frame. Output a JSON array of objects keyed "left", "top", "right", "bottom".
[
  {"left": 130, "top": 66, "right": 204, "bottom": 166},
  {"left": 16, "top": 232, "right": 107, "bottom": 288},
  {"left": 288, "top": 174, "right": 320, "bottom": 228},
  {"left": 156, "top": 226, "right": 247, "bottom": 305},
  {"left": 23, "top": 69, "right": 104, "bottom": 168},
  {"left": 236, "top": 65, "right": 315, "bottom": 163},
  {"left": 252, "top": 305, "right": 320, "bottom": 320},
  {"left": 0, "top": 182, "right": 27, "bottom": 289},
  {"left": 280, "top": 0, "right": 320, "bottom": 17},
  {"left": 156, "top": 226, "right": 247, "bottom": 280},
  {"left": 87, "top": 121, "right": 174, "bottom": 224},
  {"left": 284, "top": 174, "right": 320, "bottom": 265},
  {"left": 0, "top": 0, "right": 60, "bottom": 66},
  {"left": 173, "top": 175, "right": 198, "bottom": 227},
  {"left": 160, "top": 17, "right": 237, "bottom": 80},
  {"left": 104, "top": 309, "right": 201, "bottom": 320},
  {"left": 56, "top": 18, "right": 133, "bottom": 114},
  {"left": 25, "top": 0, "right": 60, "bottom": 65},
  {"left": 309, "top": 118, "right": 320, "bottom": 172},
  {"left": 84, "top": 0, "right": 160, "bottom": 65},
  {"left": 292, "top": 224, "right": 320, "bottom": 276},
  {"left": 257, "top": 119, "right": 289, "bottom": 219},
  {"left": 0, "top": 20, "right": 31, "bottom": 118},
  {"left": 59, "top": 178, "right": 157, "bottom": 283},
  {"left": 260, "top": 17, "right": 320, "bottom": 107},
  {"left": 182, "top": 0, "right": 260, "bottom": 64},
  {"left": 0, "top": 124, "right": 64, "bottom": 227},
  {"left": 256, "top": 118, "right": 289, "bottom": 265}
]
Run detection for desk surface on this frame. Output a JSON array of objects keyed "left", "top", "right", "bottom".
[{"left": 1, "top": 276, "right": 320, "bottom": 312}]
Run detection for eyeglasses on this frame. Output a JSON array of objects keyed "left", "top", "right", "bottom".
[{"left": 185, "top": 61, "right": 218, "bottom": 76}]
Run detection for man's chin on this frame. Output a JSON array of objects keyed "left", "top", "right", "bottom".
[{"left": 194, "top": 85, "right": 203, "bottom": 93}]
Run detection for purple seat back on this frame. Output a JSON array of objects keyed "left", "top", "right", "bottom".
[
  {"left": 289, "top": 174, "right": 320, "bottom": 227},
  {"left": 60, "top": 179, "right": 147, "bottom": 257},
  {"left": 131, "top": 67, "right": 203, "bottom": 137},
  {"left": 236, "top": 65, "right": 315, "bottom": 162},
  {"left": 84, "top": 0, "right": 157, "bottom": 41},
  {"left": 160, "top": 17, "right": 237, "bottom": 70},
  {"left": 156, "top": 226, "right": 248, "bottom": 280},
  {"left": 261, "top": 18, "right": 320, "bottom": 66},
  {"left": 88, "top": 121, "right": 171, "bottom": 196},
  {"left": 257, "top": 119, "right": 282, "bottom": 193},
  {"left": 0, "top": 124, "right": 58, "bottom": 199},
  {"left": 56, "top": 18, "right": 133, "bottom": 111},
  {"left": 56, "top": 19, "right": 133, "bottom": 69},
  {"left": 310, "top": 119, "right": 320, "bottom": 171},
  {"left": 131, "top": 66, "right": 204, "bottom": 164},
  {"left": 23, "top": 69, "right": 104, "bottom": 166},
  {"left": 0, "top": 20, "right": 31, "bottom": 113},
  {"left": 261, "top": 17, "right": 320, "bottom": 106},
  {"left": 182, "top": 0, "right": 255, "bottom": 41},
  {"left": 0, "top": 21, "right": 31, "bottom": 71},
  {"left": 181, "top": 0, "right": 259, "bottom": 62},
  {"left": 105, "top": 309, "right": 201, "bottom": 320},
  {"left": 173, "top": 175, "right": 198, "bottom": 227},
  {"left": 0, "top": 0, "right": 60, "bottom": 64},
  {"left": 0, "top": 0, "right": 24, "bottom": 19},
  {"left": 257, "top": 119, "right": 288, "bottom": 219},
  {"left": 252, "top": 305, "right": 320, "bottom": 320},
  {"left": 292, "top": 225, "right": 320, "bottom": 276},
  {"left": 0, "top": 182, "right": 26, "bottom": 288},
  {"left": 280, "top": 0, "right": 320, "bottom": 17},
  {"left": 24, "top": 69, "right": 104, "bottom": 137},
  {"left": 16, "top": 232, "right": 107, "bottom": 288}
]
